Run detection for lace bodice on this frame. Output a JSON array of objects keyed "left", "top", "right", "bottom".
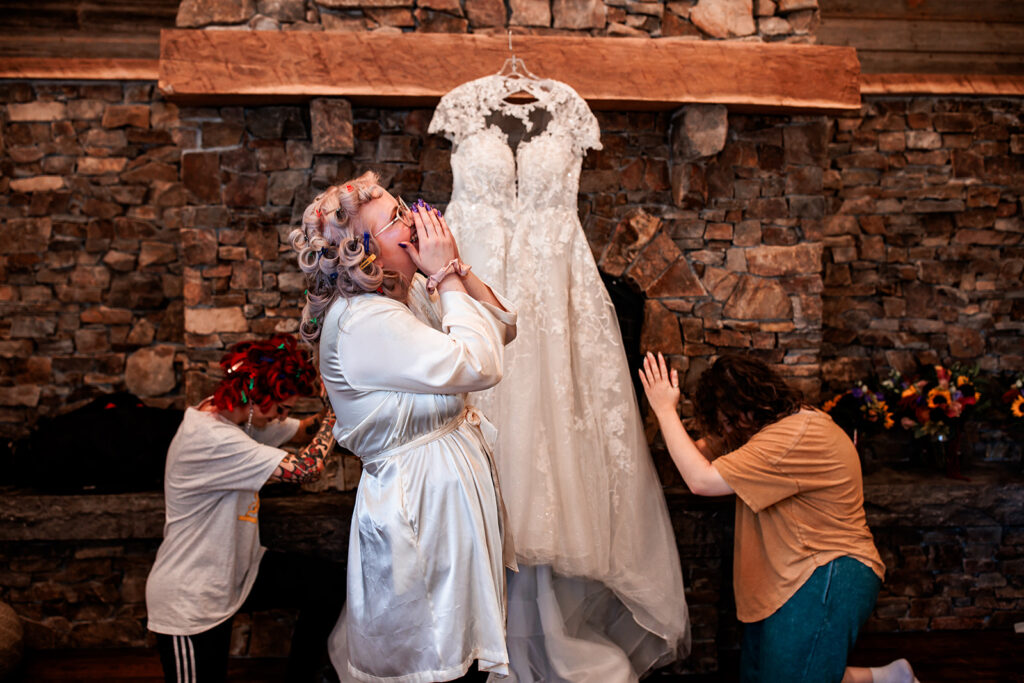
[
  {"left": 427, "top": 76, "right": 690, "bottom": 669},
  {"left": 429, "top": 75, "right": 601, "bottom": 211}
]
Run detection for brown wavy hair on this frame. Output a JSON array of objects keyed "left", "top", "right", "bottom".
[{"left": 694, "top": 354, "right": 804, "bottom": 454}]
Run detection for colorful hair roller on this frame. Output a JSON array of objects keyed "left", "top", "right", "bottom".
[
  {"left": 363, "top": 232, "right": 370, "bottom": 253},
  {"left": 360, "top": 253, "right": 377, "bottom": 270}
]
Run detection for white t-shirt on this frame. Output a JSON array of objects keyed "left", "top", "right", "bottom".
[{"left": 145, "top": 407, "right": 299, "bottom": 635}]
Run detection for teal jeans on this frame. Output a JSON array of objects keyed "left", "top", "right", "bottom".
[{"left": 740, "top": 556, "right": 881, "bottom": 683}]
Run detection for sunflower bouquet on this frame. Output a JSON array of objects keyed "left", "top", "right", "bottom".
[
  {"left": 999, "top": 372, "right": 1024, "bottom": 424},
  {"left": 893, "top": 364, "right": 980, "bottom": 441},
  {"left": 821, "top": 381, "right": 896, "bottom": 446}
]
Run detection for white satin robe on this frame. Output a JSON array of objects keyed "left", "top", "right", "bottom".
[{"left": 321, "top": 277, "right": 517, "bottom": 683}]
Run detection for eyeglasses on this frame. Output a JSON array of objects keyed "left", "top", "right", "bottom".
[{"left": 372, "top": 196, "right": 413, "bottom": 238}]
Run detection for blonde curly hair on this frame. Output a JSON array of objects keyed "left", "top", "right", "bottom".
[{"left": 289, "top": 171, "right": 409, "bottom": 343}]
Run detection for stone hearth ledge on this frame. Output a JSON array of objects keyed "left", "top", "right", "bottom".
[{"left": 1, "top": 463, "right": 1021, "bottom": 551}]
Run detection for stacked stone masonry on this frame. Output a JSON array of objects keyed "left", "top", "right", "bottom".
[
  {"left": 1, "top": 468, "right": 1021, "bottom": 668},
  {"left": 1, "top": 74, "right": 1023, "bottom": 672},
  {"left": 175, "top": 0, "right": 819, "bottom": 42},
  {"left": 1, "top": 82, "right": 1023, "bottom": 442},
  {"left": 822, "top": 97, "right": 1024, "bottom": 386}
]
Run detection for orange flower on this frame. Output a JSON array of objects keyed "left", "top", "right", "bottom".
[
  {"left": 956, "top": 375, "right": 970, "bottom": 387},
  {"left": 884, "top": 412, "right": 895, "bottom": 429},
  {"left": 823, "top": 394, "right": 842, "bottom": 412},
  {"left": 901, "top": 386, "right": 919, "bottom": 399},
  {"left": 927, "top": 387, "right": 952, "bottom": 409},
  {"left": 1013, "top": 395, "right": 1024, "bottom": 418}
]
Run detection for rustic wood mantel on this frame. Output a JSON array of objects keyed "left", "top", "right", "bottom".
[{"left": 158, "top": 30, "right": 862, "bottom": 114}]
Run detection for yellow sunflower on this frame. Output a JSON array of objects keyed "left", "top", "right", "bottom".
[
  {"left": 1012, "top": 395, "right": 1024, "bottom": 418},
  {"left": 956, "top": 375, "right": 970, "bottom": 387},
  {"left": 927, "top": 387, "right": 952, "bottom": 409}
]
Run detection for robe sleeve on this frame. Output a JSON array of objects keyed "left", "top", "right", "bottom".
[
  {"left": 335, "top": 290, "right": 517, "bottom": 394},
  {"left": 407, "top": 273, "right": 517, "bottom": 346}
]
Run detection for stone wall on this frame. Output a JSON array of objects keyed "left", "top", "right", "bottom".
[
  {"left": 2, "top": 465, "right": 1021, "bottom": 670},
  {"left": 862, "top": 466, "right": 1024, "bottom": 634},
  {"left": 0, "top": 82, "right": 186, "bottom": 440},
  {"left": 3, "top": 82, "right": 1023, "bottom": 443},
  {"left": 0, "top": 82, "right": 830, "bottom": 442},
  {"left": 822, "top": 96, "right": 1024, "bottom": 387},
  {"left": 175, "top": 0, "right": 819, "bottom": 42},
  {"left": 602, "top": 108, "right": 830, "bottom": 410}
]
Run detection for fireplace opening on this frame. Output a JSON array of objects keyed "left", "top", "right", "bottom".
[{"left": 601, "top": 273, "right": 646, "bottom": 403}]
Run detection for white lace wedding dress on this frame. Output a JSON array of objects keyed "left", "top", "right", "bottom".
[{"left": 429, "top": 75, "right": 690, "bottom": 682}]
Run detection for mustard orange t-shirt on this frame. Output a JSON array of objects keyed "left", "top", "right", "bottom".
[{"left": 712, "top": 408, "right": 885, "bottom": 623}]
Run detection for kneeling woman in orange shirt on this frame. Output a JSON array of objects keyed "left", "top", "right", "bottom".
[{"left": 640, "top": 352, "right": 917, "bottom": 683}]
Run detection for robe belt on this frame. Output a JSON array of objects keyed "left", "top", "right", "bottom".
[{"left": 359, "top": 407, "right": 518, "bottom": 573}]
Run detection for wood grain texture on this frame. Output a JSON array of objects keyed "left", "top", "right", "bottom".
[
  {"left": 856, "top": 51, "right": 1024, "bottom": 76},
  {"left": 817, "top": 2, "right": 1024, "bottom": 76},
  {"left": 0, "top": 34, "right": 161, "bottom": 60},
  {"left": 817, "top": 17, "right": 1024, "bottom": 54},
  {"left": 820, "top": 0, "right": 1024, "bottom": 23},
  {"left": 0, "top": 57, "right": 159, "bottom": 80},
  {"left": 158, "top": 30, "right": 862, "bottom": 113},
  {"left": 0, "top": 0, "right": 174, "bottom": 63},
  {"left": 860, "top": 73, "right": 1024, "bottom": 96}
]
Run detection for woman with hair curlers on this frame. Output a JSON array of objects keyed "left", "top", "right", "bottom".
[
  {"left": 639, "top": 352, "right": 918, "bottom": 683},
  {"left": 145, "top": 334, "right": 342, "bottom": 683},
  {"left": 290, "top": 170, "right": 518, "bottom": 683}
]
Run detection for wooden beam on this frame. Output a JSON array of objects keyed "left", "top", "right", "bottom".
[
  {"left": 0, "top": 57, "right": 159, "bottom": 80},
  {"left": 158, "top": 30, "right": 861, "bottom": 113},
  {"left": 820, "top": 0, "right": 1024, "bottom": 24},
  {"left": 0, "top": 33, "right": 161, "bottom": 60},
  {"left": 860, "top": 73, "right": 1024, "bottom": 96},
  {"left": 818, "top": 17, "right": 1024, "bottom": 55},
  {"left": 855, "top": 51, "right": 1024, "bottom": 76}
]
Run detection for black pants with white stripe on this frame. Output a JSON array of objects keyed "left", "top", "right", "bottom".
[
  {"left": 154, "top": 550, "right": 345, "bottom": 683},
  {"left": 156, "top": 622, "right": 233, "bottom": 683}
]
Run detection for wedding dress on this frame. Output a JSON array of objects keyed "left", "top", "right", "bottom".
[{"left": 429, "top": 75, "right": 690, "bottom": 681}]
